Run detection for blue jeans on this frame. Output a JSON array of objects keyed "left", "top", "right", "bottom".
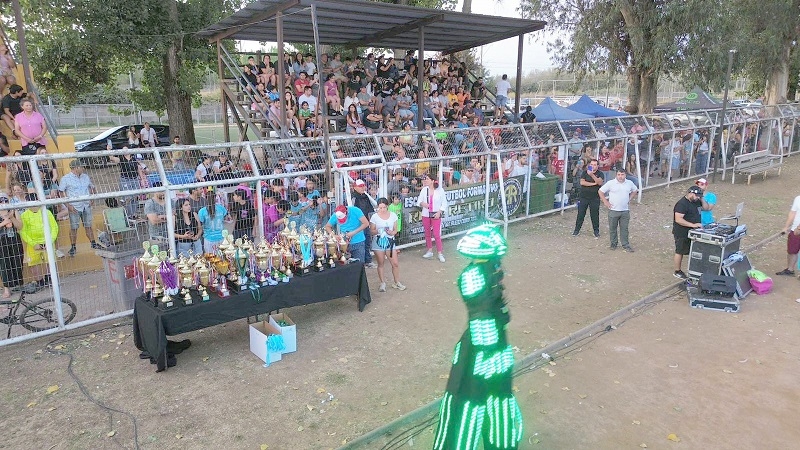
[
  {"left": 695, "top": 152, "right": 709, "bottom": 175},
  {"left": 119, "top": 178, "right": 140, "bottom": 218},
  {"left": 349, "top": 240, "right": 366, "bottom": 263},
  {"left": 361, "top": 227, "right": 372, "bottom": 264},
  {"left": 177, "top": 240, "right": 202, "bottom": 258}
]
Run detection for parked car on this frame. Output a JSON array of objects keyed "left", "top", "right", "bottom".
[{"left": 74, "top": 124, "right": 171, "bottom": 168}]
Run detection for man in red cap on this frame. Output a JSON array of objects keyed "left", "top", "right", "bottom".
[{"left": 325, "top": 204, "right": 369, "bottom": 262}]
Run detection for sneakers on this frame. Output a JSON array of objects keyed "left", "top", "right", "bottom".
[
  {"left": 392, "top": 282, "right": 407, "bottom": 291},
  {"left": 571, "top": 231, "right": 579, "bottom": 237},
  {"left": 623, "top": 246, "right": 635, "bottom": 253},
  {"left": 593, "top": 232, "right": 600, "bottom": 239},
  {"left": 379, "top": 282, "right": 386, "bottom": 292},
  {"left": 775, "top": 268, "right": 795, "bottom": 276},
  {"left": 438, "top": 253, "right": 446, "bottom": 263},
  {"left": 609, "top": 245, "right": 617, "bottom": 250},
  {"left": 68, "top": 246, "right": 76, "bottom": 257},
  {"left": 365, "top": 262, "right": 378, "bottom": 269},
  {"left": 673, "top": 270, "right": 687, "bottom": 280},
  {"left": 422, "top": 250, "right": 434, "bottom": 259},
  {"left": 90, "top": 241, "right": 102, "bottom": 250},
  {"left": 55, "top": 249, "right": 65, "bottom": 258}
]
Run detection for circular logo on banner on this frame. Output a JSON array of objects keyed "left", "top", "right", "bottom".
[
  {"left": 502, "top": 178, "right": 523, "bottom": 216},
  {"left": 686, "top": 92, "right": 698, "bottom": 100}
]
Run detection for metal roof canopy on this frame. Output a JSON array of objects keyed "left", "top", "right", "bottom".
[{"left": 197, "top": 0, "right": 546, "bottom": 55}]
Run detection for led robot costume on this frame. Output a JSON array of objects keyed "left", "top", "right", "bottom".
[{"left": 433, "top": 225, "right": 523, "bottom": 450}]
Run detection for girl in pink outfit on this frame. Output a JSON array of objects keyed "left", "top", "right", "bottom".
[
  {"left": 417, "top": 173, "right": 448, "bottom": 262},
  {"left": 14, "top": 98, "right": 47, "bottom": 151}
]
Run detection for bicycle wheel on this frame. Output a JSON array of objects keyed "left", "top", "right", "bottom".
[{"left": 18, "top": 297, "right": 78, "bottom": 332}]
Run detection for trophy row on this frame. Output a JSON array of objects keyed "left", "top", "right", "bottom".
[{"left": 138, "top": 223, "right": 352, "bottom": 309}]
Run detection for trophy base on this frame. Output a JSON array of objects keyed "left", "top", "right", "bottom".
[{"left": 293, "top": 265, "right": 312, "bottom": 277}]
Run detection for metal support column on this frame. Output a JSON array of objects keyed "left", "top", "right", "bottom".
[
  {"left": 11, "top": 0, "right": 33, "bottom": 93},
  {"left": 417, "top": 26, "right": 425, "bottom": 131},
  {"left": 311, "top": 3, "right": 332, "bottom": 191},
  {"left": 514, "top": 34, "right": 524, "bottom": 122},
  {"left": 276, "top": 12, "right": 288, "bottom": 138},
  {"left": 217, "top": 41, "right": 230, "bottom": 143}
]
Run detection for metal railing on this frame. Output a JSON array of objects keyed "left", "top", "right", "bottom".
[{"left": 2, "top": 103, "right": 799, "bottom": 345}]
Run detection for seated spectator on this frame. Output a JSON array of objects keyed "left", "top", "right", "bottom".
[
  {"left": 346, "top": 104, "right": 367, "bottom": 135},
  {"left": 195, "top": 155, "right": 213, "bottom": 182},
  {"left": 1, "top": 84, "right": 25, "bottom": 136},
  {"left": 324, "top": 74, "right": 342, "bottom": 115},
  {"left": 212, "top": 151, "right": 235, "bottom": 180},
  {"left": 362, "top": 102, "right": 384, "bottom": 133},
  {"left": 396, "top": 91, "right": 415, "bottom": 123},
  {"left": 298, "top": 85, "right": 317, "bottom": 114},
  {"left": 294, "top": 71, "right": 314, "bottom": 97},
  {"left": 298, "top": 101, "right": 314, "bottom": 130},
  {"left": 258, "top": 54, "right": 277, "bottom": 89},
  {"left": 240, "top": 65, "right": 258, "bottom": 92},
  {"left": 343, "top": 90, "right": 360, "bottom": 116},
  {"left": 380, "top": 92, "right": 398, "bottom": 121}
]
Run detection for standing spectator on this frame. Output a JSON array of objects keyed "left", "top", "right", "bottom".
[
  {"left": 126, "top": 126, "right": 140, "bottom": 148},
  {"left": 0, "top": 84, "right": 24, "bottom": 133},
  {"left": 325, "top": 204, "right": 369, "bottom": 263},
  {"left": 262, "top": 193, "right": 289, "bottom": 242},
  {"left": 0, "top": 195, "right": 23, "bottom": 299},
  {"left": 59, "top": 160, "right": 99, "bottom": 256},
  {"left": 19, "top": 193, "right": 58, "bottom": 288},
  {"left": 417, "top": 173, "right": 448, "bottom": 262},
  {"left": 212, "top": 151, "right": 235, "bottom": 180},
  {"left": 186, "top": 186, "right": 206, "bottom": 213},
  {"left": 144, "top": 190, "right": 169, "bottom": 243},
  {"left": 170, "top": 135, "right": 186, "bottom": 170},
  {"left": 694, "top": 133, "right": 710, "bottom": 175},
  {"left": 0, "top": 43, "right": 16, "bottom": 95},
  {"left": 520, "top": 106, "right": 536, "bottom": 123},
  {"left": 229, "top": 188, "right": 256, "bottom": 240},
  {"left": 599, "top": 168, "right": 638, "bottom": 252},
  {"left": 672, "top": 185, "right": 704, "bottom": 279},
  {"left": 494, "top": 74, "right": 511, "bottom": 119},
  {"left": 776, "top": 193, "right": 800, "bottom": 276},
  {"left": 108, "top": 147, "right": 145, "bottom": 220},
  {"left": 572, "top": 158, "right": 605, "bottom": 238},
  {"left": 14, "top": 98, "right": 47, "bottom": 154},
  {"left": 198, "top": 195, "right": 228, "bottom": 253},
  {"left": 351, "top": 179, "right": 377, "bottom": 268},
  {"left": 174, "top": 198, "right": 202, "bottom": 257},
  {"left": 370, "top": 197, "right": 405, "bottom": 292},
  {"left": 695, "top": 178, "right": 716, "bottom": 226},
  {"left": 195, "top": 155, "right": 213, "bottom": 182},
  {"left": 139, "top": 122, "right": 158, "bottom": 148}
]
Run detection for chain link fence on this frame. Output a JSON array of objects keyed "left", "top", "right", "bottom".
[{"left": 2, "top": 103, "right": 799, "bottom": 345}]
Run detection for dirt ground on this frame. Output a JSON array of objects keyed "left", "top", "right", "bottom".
[{"left": 0, "top": 158, "right": 797, "bottom": 450}]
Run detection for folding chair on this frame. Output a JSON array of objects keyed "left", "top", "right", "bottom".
[{"left": 103, "top": 207, "right": 140, "bottom": 244}]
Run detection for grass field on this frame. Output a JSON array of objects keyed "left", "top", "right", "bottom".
[{"left": 59, "top": 123, "right": 232, "bottom": 146}]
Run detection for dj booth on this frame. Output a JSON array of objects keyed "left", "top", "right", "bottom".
[{"left": 686, "top": 203, "right": 753, "bottom": 311}]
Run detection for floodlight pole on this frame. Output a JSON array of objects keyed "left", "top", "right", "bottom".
[{"left": 712, "top": 49, "right": 736, "bottom": 183}]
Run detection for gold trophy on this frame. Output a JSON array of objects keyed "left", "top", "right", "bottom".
[
  {"left": 338, "top": 236, "right": 349, "bottom": 264},
  {"left": 255, "top": 245, "right": 270, "bottom": 285},
  {"left": 314, "top": 236, "right": 326, "bottom": 272}
]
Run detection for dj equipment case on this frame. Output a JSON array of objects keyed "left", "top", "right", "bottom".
[{"left": 687, "top": 285, "right": 740, "bottom": 313}]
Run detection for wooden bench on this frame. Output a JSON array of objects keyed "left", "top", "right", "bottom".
[{"left": 731, "top": 150, "right": 783, "bottom": 185}]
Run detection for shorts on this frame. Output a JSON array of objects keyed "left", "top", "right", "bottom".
[
  {"left": 69, "top": 207, "right": 93, "bottom": 230},
  {"left": 674, "top": 235, "right": 691, "bottom": 255},
  {"left": 24, "top": 244, "right": 48, "bottom": 266},
  {"left": 496, "top": 95, "right": 508, "bottom": 108},
  {"left": 788, "top": 230, "right": 800, "bottom": 254}
]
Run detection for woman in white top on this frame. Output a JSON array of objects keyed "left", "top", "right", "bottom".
[
  {"left": 417, "top": 173, "right": 448, "bottom": 262},
  {"left": 370, "top": 197, "right": 405, "bottom": 293}
]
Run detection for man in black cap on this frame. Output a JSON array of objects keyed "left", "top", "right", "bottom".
[{"left": 672, "top": 185, "right": 704, "bottom": 279}]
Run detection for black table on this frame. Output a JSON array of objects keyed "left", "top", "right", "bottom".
[{"left": 132, "top": 262, "right": 371, "bottom": 371}]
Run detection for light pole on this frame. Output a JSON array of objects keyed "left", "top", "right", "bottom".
[{"left": 712, "top": 49, "right": 736, "bottom": 182}]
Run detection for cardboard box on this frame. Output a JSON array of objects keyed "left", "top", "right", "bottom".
[
  {"left": 249, "top": 320, "right": 283, "bottom": 365},
  {"left": 269, "top": 313, "right": 296, "bottom": 354}
]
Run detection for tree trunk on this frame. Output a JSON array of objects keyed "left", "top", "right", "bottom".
[
  {"left": 163, "top": 0, "right": 197, "bottom": 145},
  {"left": 638, "top": 71, "right": 658, "bottom": 114},
  {"left": 625, "top": 66, "right": 641, "bottom": 114},
  {"left": 765, "top": 39, "right": 791, "bottom": 105},
  {"left": 462, "top": 0, "right": 472, "bottom": 13}
]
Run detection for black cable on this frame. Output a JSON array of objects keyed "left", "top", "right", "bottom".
[{"left": 44, "top": 321, "right": 140, "bottom": 450}]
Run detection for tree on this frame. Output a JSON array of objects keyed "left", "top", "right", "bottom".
[
  {"left": 11, "top": 0, "right": 233, "bottom": 144},
  {"left": 519, "top": 0, "right": 688, "bottom": 114}
]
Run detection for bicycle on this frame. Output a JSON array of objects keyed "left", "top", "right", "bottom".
[{"left": 0, "top": 284, "right": 77, "bottom": 338}]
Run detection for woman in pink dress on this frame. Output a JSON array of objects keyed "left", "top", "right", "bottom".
[{"left": 14, "top": 98, "right": 47, "bottom": 153}]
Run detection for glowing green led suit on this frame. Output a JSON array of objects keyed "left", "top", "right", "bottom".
[{"left": 433, "top": 226, "right": 523, "bottom": 450}]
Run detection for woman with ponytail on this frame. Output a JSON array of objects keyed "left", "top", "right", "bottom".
[{"left": 417, "top": 172, "right": 448, "bottom": 262}]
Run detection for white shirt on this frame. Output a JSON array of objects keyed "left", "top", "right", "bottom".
[
  {"left": 496, "top": 79, "right": 511, "bottom": 97},
  {"left": 791, "top": 196, "right": 800, "bottom": 230},
  {"left": 599, "top": 178, "right": 637, "bottom": 211},
  {"left": 195, "top": 162, "right": 208, "bottom": 180},
  {"left": 140, "top": 127, "right": 157, "bottom": 147},
  {"left": 416, "top": 185, "right": 448, "bottom": 217},
  {"left": 298, "top": 94, "right": 317, "bottom": 112}
]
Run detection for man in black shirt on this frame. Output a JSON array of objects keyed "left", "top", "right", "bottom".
[
  {"left": 351, "top": 178, "right": 377, "bottom": 268},
  {"left": 672, "top": 185, "right": 703, "bottom": 279},
  {"left": 1, "top": 84, "right": 25, "bottom": 133},
  {"left": 229, "top": 188, "right": 255, "bottom": 240},
  {"left": 572, "top": 158, "right": 604, "bottom": 238},
  {"left": 520, "top": 106, "right": 536, "bottom": 123}
]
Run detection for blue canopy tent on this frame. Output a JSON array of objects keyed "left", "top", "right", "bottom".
[
  {"left": 567, "top": 95, "right": 627, "bottom": 117},
  {"left": 531, "top": 97, "right": 593, "bottom": 122}
]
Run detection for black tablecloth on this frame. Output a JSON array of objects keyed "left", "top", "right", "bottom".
[{"left": 132, "top": 262, "right": 371, "bottom": 371}]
